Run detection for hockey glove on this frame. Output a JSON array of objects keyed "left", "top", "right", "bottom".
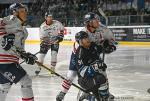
[
  {"left": 103, "top": 40, "right": 110, "bottom": 48},
  {"left": 20, "top": 52, "right": 37, "bottom": 65},
  {"left": 98, "top": 62, "right": 107, "bottom": 71},
  {"left": 91, "top": 61, "right": 107, "bottom": 72},
  {"left": 1, "top": 34, "right": 15, "bottom": 51},
  {"left": 104, "top": 45, "right": 116, "bottom": 53},
  {"left": 103, "top": 40, "right": 116, "bottom": 53},
  {"left": 40, "top": 41, "right": 50, "bottom": 54},
  {"left": 57, "top": 33, "right": 64, "bottom": 43}
]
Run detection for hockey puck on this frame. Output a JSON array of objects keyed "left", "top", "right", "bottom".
[{"left": 147, "top": 88, "right": 150, "bottom": 93}]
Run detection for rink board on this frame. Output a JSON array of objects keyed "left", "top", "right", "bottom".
[
  {"left": 25, "top": 40, "right": 150, "bottom": 46},
  {"left": 26, "top": 25, "right": 150, "bottom": 46}
]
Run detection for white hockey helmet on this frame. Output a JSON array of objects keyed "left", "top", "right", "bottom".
[
  {"left": 9, "top": 3, "right": 28, "bottom": 14},
  {"left": 84, "top": 12, "right": 100, "bottom": 24},
  {"left": 45, "top": 11, "right": 53, "bottom": 18}
]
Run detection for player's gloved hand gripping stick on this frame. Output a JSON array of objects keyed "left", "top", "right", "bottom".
[{"left": 13, "top": 45, "right": 92, "bottom": 94}]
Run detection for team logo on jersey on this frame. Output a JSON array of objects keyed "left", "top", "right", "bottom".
[{"left": 3, "top": 72, "right": 16, "bottom": 82}]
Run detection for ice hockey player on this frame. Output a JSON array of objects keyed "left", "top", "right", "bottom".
[
  {"left": 56, "top": 12, "right": 116, "bottom": 101},
  {"left": 35, "top": 11, "right": 64, "bottom": 75},
  {"left": 0, "top": 3, "right": 37, "bottom": 101},
  {"left": 74, "top": 31, "right": 110, "bottom": 101}
]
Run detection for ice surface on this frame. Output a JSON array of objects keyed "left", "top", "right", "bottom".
[{"left": 6, "top": 44, "right": 150, "bottom": 101}]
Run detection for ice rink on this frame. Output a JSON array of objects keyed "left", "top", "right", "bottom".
[{"left": 6, "top": 44, "right": 150, "bottom": 101}]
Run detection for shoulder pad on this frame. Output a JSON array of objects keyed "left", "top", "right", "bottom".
[{"left": 53, "top": 20, "right": 62, "bottom": 25}]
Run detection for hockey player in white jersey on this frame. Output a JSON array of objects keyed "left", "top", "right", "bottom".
[
  {"left": 0, "top": 3, "right": 37, "bottom": 101},
  {"left": 35, "top": 11, "right": 64, "bottom": 75},
  {"left": 56, "top": 12, "right": 116, "bottom": 101}
]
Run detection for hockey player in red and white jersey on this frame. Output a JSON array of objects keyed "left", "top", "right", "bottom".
[
  {"left": 56, "top": 12, "right": 117, "bottom": 101},
  {"left": 0, "top": 3, "right": 37, "bottom": 101},
  {"left": 35, "top": 11, "right": 64, "bottom": 75}
]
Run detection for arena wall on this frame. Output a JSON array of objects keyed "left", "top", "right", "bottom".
[{"left": 26, "top": 26, "right": 150, "bottom": 45}]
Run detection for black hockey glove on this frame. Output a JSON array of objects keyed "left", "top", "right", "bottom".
[
  {"left": 1, "top": 34, "right": 15, "bottom": 51},
  {"left": 103, "top": 40, "right": 110, "bottom": 48},
  {"left": 91, "top": 61, "right": 107, "bottom": 72},
  {"left": 103, "top": 40, "right": 116, "bottom": 54},
  {"left": 57, "top": 33, "right": 64, "bottom": 43},
  {"left": 98, "top": 62, "right": 107, "bottom": 71},
  {"left": 105, "top": 45, "right": 116, "bottom": 53},
  {"left": 40, "top": 41, "right": 50, "bottom": 54},
  {"left": 20, "top": 52, "right": 37, "bottom": 65}
]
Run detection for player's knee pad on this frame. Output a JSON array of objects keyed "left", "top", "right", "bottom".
[
  {"left": 0, "top": 83, "right": 11, "bottom": 95},
  {"left": 20, "top": 74, "right": 33, "bottom": 98}
]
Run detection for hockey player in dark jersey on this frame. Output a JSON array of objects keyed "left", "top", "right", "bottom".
[
  {"left": 56, "top": 12, "right": 116, "bottom": 101},
  {"left": 75, "top": 31, "right": 109, "bottom": 101},
  {"left": 57, "top": 30, "right": 116, "bottom": 101}
]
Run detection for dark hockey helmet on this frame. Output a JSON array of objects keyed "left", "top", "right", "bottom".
[
  {"left": 84, "top": 12, "right": 100, "bottom": 24},
  {"left": 9, "top": 3, "right": 28, "bottom": 14},
  {"left": 75, "top": 31, "right": 89, "bottom": 43}
]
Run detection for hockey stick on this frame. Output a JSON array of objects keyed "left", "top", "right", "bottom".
[
  {"left": 97, "top": 7, "right": 108, "bottom": 26},
  {"left": 97, "top": 7, "right": 108, "bottom": 63},
  {"left": 35, "top": 61, "right": 87, "bottom": 92},
  {"left": 20, "top": 38, "right": 58, "bottom": 65},
  {"left": 12, "top": 46, "right": 88, "bottom": 93}
]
